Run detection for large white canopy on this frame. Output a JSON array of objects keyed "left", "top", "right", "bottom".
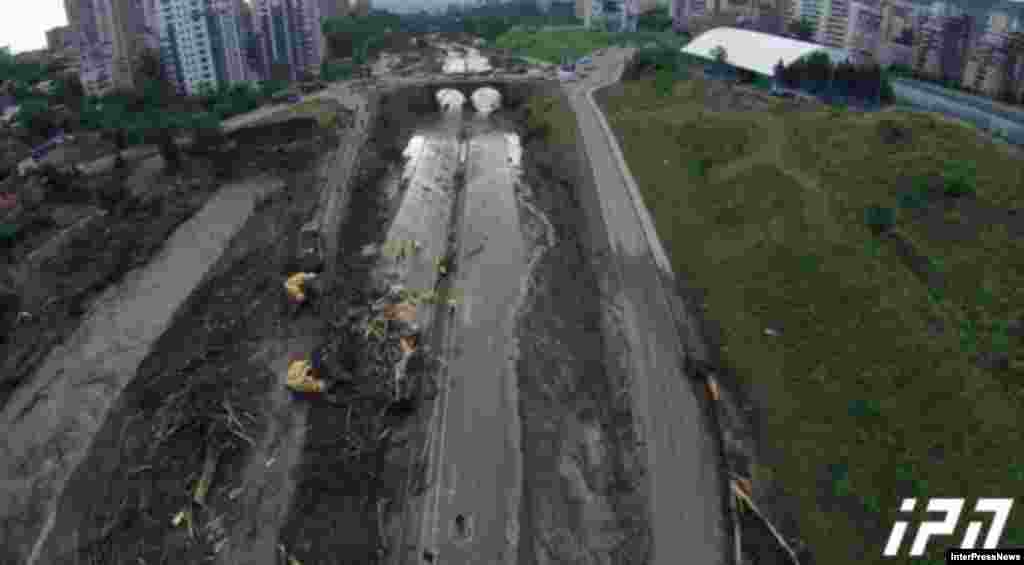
[{"left": 682, "top": 27, "right": 852, "bottom": 76}]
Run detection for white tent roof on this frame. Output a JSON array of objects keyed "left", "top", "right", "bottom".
[{"left": 682, "top": 27, "right": 852, "bottom": 76}]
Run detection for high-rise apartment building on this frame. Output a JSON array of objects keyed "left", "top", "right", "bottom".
[
  {"left": 240, "top": 0, "right": 264, "bottom": 79},
  {"left": 250, "top": 0, "right": 351, "bottom": 81},
  {"left": 156, "top": 0, "right": 248, "bottom": 94},
  {"left": 845, "top": 0, "right": 882, "bottom": 63},
  {"left": 792, "top": 0, "right": 823, "bottom": 26},
  {"left": 351, "top": 0, "right": 371, "bottom": 17},
  {"left": 67, "top": 0, "right": 117, "bottom": 95},
  {"left": 877, "top": 0, "right": 919, "bottom": 66},
  {"left": 671, "top": 0, "right": 783, "bottom": 34},
  {"left": 962, "top": 1, "right": 1024, "bottom": 98},
  {"left": 911, "top": 1, "right": 972, "bottom": 83},
  {"left": 64, "top": 0, "right": 155, "bottom": 94},
  {"left": 46, "top": 26, "right": 76, "bottom": 51},
  {"left": 816, "top": 0, "right": 851, "bottom": 48}
]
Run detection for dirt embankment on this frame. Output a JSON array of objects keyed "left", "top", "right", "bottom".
[
  {"left": 510, "top": 85, "right": 652, "bottom": 563},
  {"left": 0, "top": 153, "right": 225, "bottom": 409},
  {"left": 21, "top": 118, "right": 344, "bottom": 565},
  {"left": 274, "top": 91, "right": 435, "bottom": 565}
]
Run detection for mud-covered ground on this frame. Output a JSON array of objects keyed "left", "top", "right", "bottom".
[
  {"left": 512, "top": 99, "right": 652, "bottom": 563},
  {"left": 4, "top": 77, "right": 657, "bottom": 565},
  {"left": 19, "top": 117, "right": 347, "bottom": 564},
  {"left": 0, "top": 151, "right": 225, "bottom": 408}
]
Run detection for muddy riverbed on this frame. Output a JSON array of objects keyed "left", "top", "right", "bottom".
[{"left": 0, "top": 79, "right": 652, "bottom": 565}]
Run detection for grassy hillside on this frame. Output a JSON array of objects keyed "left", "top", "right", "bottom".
[
  {"left": 494, "top": 29, "right": 618, "bottom": 63},
  {"left": 494, "top": 28, "right": 687, "bottom": 63},
  {"left": 596, "top": 75, "right": 1024, "bottom": 565}
]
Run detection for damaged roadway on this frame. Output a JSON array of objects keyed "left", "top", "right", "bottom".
[{"left": 0, "top": 43, "right": 731, "bottom": 565}]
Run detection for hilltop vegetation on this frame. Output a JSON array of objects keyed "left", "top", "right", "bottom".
[{"left": 596, "top": 69, "right": 1024, "bottom": 565}]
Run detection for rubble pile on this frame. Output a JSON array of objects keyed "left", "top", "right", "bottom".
[{"left": 289, "top": 283, "right": 441, "bottom": 420}]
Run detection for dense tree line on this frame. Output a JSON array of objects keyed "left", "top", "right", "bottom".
[{"left": 774, "top": 52, "right": 895, "bottom": 106}]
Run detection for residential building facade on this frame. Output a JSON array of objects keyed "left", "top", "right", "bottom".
[
  {"left": 816, "top": 0, "right": 851, "bottom": 48},
  {"left": 845, "top": 0, "right": 882, "bottom": 63},
  {"left": 877, "top": 0, "right": 918, "bottom": 67},
  {"left": 155, "top": 0, "right": 249, "bottom": 95},
  {"left": 46, "top": 26, "right": 76, "bottom": 51},
  {"left": 251, "top": 0, "right": 326, "bottom": 81},
  {"left": 961, "top": 2, "right": 1024, "bottom": 99},
  {"left": 672, "top": 0, "right": 784, "bottom": 34},
  {"left": 64, "top": 0, "right": 155, "bottom": 94},
  {"left": 351, "top": 0, "right": 371, "bottom": 17},
  {"left": 67, "top": 0, "right": 117, "bottom": 95},
  {"left": 911, "top": 1, "right": 972, "bottom": 83}
]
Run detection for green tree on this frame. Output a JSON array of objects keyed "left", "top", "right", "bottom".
[
  {"left": 259, "top": 79, "right": 288, "bottom": 100},
  {"left": 655, "top": 67, "right": 675, "bottom": 97}
]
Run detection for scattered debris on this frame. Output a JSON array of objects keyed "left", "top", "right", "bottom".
[
  {"left": 382, "top": 301, "right": 417, "bottom": 323},
  {"left": 278, "top": 544, "right": 303, "bottom": 565},
  {"left": 731, "top": 477, "right": 801, "bottom": 565},
  {"left": 171, "top": 508, "right": 195, "bottom": 539},
  {"left": 361, "top": 243, "right": 381, "bottom": 257},
  {"left": 192, "top": 443, "right": 220, "bottom": 505},
  {"left": 706, "top": 374, "right": 720, "bottom": 402},
  {"left": 284, "top": 272, "right": 319, "bottom": 304},
  {"left": 286, "top": 359, "right": 326, "bottom": 393}
]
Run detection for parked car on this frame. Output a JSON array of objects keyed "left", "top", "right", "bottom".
[
  {"left": 288, "top": 94, "right": 302, "bottom": 104},
  {"left": 577, "top": 56, "right": 593, "bottom": 66}
]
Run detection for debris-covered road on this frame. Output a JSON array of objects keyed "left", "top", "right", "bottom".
[{"left": 0, "top": 41, "right": 717, "bottom": 565}]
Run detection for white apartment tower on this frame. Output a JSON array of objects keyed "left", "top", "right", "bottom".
[{"left": 156, "top": 0, "right": 247, "bottom": 94}]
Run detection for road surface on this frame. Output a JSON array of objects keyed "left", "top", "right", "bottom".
[
  {"left": 418, "top": 120, "right": 526, "bottom": 565},
  {"left": 564, "top": 46, "right": 732, "bottom": 565},
  {"left": 892, "top": 79, "right": 1024, "bottom": 144}
]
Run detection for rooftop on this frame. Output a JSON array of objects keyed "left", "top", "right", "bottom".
[{"left": 682, "top": 27, "right": 851, "bottom": 76}]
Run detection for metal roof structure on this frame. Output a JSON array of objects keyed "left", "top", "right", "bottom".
[{"left": 682, "top": 27, "right": 852, "bottom": 77}]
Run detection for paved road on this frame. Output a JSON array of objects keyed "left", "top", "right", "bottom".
[
  {"left": 419, "top": 122, "right": 525, "bottom": 565},
  {"left": 892, "top": 79, "right": 1024, "bottom": 144},
  {"left": 564, "top": 47, "right": 731, "bottom": 565}
]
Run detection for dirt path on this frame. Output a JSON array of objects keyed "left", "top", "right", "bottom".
[
  {"left": 217, "top": 324, "right": 317, "bottom": 565},
  {"left": 0, "top": 175, "right": 284, "bottom": 564}
]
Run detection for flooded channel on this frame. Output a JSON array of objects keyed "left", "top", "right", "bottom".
[{"left": 0, "top": 77, "right": 649, "bottom": 565}]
